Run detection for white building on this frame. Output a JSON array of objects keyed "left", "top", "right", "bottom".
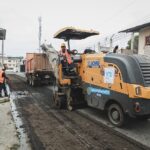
[
  {"left": 0, "top": 56, "right": 24, "bottom": 72},
  {"left": 120, "top": 22, "right": 150, "bottom": 55}
]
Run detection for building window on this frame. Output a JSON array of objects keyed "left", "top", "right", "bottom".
[{"left": 145, "top": 36, "right": 150, "bottom": 46}]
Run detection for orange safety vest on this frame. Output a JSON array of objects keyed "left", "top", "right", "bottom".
[
  {"left": 0, "top": 70, "right": 4, "bottom": 83},
  {"left": 60, "top": 49, "right": 72, "bottom": 64}
]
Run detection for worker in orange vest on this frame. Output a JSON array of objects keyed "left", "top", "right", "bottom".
[
  {"left": 59, "top": 43, "right": 76, "bottom": 75},
  {"left": 0, "top": 66, "right": 9, "bottom": 97},
  {"left": 59, "top": 43, "right": 73, "bottom": 64}
]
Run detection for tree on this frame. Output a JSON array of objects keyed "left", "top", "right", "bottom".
[{"left": 126, "top": 35, "right": 139, "bottom": 50}]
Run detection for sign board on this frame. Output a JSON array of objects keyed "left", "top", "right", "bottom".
[
  {"left": 0, "top": 29, "right": 6, "bottom": 40},
  {"left": 87, "top": 60, "right": 100, "bottom": 68},
  {"left": 104, "top": 67, "right": 115, "bottom": 84}
]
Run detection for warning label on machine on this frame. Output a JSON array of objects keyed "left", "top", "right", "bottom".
[{"left": 104, "top": 67, "right": 115, "bottom": 84}]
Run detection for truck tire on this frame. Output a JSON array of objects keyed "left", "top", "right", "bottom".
[{"left": 107, "top": 103, "right": 126, "bottom": 127}]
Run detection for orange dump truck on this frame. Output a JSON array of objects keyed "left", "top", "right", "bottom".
[{"left": 25, "top": 53, "right": 52, "bottom": 86}]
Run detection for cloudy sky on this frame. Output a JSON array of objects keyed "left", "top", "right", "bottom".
[{"left": 1, "top": 0, "right": 150, "bottom": 56}]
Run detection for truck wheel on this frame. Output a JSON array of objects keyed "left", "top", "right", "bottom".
[{"left": 107, "top": 103, "right": 126, "bottom": 127}]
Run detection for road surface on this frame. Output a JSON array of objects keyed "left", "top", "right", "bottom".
[{"left": 9, "top": 74, "right": 149, "bottom": 150}]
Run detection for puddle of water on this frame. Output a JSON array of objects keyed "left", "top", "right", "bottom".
[{"left": 10, "top": 91, "right": 32, "bottom": 150}]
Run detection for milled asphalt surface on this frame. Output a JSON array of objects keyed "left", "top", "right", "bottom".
[
  {"left": 15, "top": 72, "right": 150, "bottom": 149},
  {"left": 8, "top": 73, "right": 145, "bottom": 150},
  {"left": 77, "top": 108, "right": 150, "bottom": 148}
]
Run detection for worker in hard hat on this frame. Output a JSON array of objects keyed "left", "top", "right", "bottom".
[
  {"left": 59, "top": 43, "right": 72, "bottom": 64},
  {"left": 59, "top": 43, "right": 76, "bottom": 75}
]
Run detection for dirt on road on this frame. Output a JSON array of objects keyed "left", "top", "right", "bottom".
[{"left": 9, "top": 74, "right": 145, "bottom": 150}]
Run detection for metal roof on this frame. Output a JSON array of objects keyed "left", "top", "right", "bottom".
[
  {"left": 119, "top": 22, "right": 150, "bottom": 33},
  {"left": 54, "top": 27, "right": 99, "bottom": 40}
]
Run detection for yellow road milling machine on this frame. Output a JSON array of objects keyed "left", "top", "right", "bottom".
[{"left": 42, "top": 27, "right": 150, "bottom": 127}]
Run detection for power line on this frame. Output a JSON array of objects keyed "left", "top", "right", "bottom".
[{"left": 100, "top": 0, "right": 138, "bottom": 27}]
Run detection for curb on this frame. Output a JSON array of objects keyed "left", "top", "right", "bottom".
[{"left": 0, "top": 97, "right": 10, "bottom": 104}]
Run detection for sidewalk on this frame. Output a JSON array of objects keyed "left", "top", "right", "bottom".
[{"left": 0, "top": 101, "right": 19, "bottom": 150}]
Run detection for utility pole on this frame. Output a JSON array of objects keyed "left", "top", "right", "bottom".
[
  {"left": 110, "top": 34, "right": 115, "bottom": 51},
  {"left": 38, "top": 17, "right": 42, "bottom": 52},
  {"left": 2, "top": 40, "right": 4, "bottom": 65},
  {"left": 0, "top": 28, "right": 6, "bottom": 65},
  {"left": 98, "top": 42, "right": 100, "bottom": 52},
  {"left": 131, "top": 32, "right": 134, "bottom": 50}
]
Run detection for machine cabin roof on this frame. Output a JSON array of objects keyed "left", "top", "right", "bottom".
[{"left": 54, "top": 27, "right": 99, "bottom": 40}]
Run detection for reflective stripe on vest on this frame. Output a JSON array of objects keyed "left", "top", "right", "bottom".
[
  {"left": 0, "top": 70, "right": 4, "bottom": 83},
  {"left": 60, "top": 50, "right": 72, "bottom": 64}
]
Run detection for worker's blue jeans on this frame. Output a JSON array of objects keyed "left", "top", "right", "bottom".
[{"left": 0, "top": 82, "right": 8, "bottom": 97}]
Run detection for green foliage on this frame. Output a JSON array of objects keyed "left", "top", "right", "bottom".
[{"left": 126, "top": 35, "right": 139, "bottom": 50}]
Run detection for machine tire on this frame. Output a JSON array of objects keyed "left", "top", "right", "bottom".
[{"left": 107, "top": 103, "right": 126, "bottom": 127}]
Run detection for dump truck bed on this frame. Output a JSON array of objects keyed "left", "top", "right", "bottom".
[{"left": 26, "top": 53, "right": 51, "bottom": 73}]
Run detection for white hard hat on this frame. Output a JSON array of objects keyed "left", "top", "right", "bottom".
[{"left": 61, "top": 43, "right": 66, "bottom": 47}]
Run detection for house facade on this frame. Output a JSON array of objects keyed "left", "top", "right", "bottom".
[
  {"left": 120, "top": 22, "right": 150, "bottom": 55},
  {"left": 0, "top": 56, "right": 24, "bottom": 72},
  {"left": 138, "top": 26, "right": 150, "bottom": 55}
]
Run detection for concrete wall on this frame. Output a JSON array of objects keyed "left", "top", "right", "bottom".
[{"left": 138, "top": 27, "right": 150, "bottom": 55}]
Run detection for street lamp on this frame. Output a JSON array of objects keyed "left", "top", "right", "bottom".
[{"left": 0, "top": 28, "right": 6, "bottom": 65}]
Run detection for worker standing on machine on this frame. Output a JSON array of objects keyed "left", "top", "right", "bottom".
[
  {"left": 59, "top": 43, "right": 76, "bottom": 75},
  {"left": 59, "top": 43, "right": 72, "bottom": 63}
]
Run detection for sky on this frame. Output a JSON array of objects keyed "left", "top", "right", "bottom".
[{"left": 0, "top": 0, "right": 150, "bottom": 56}]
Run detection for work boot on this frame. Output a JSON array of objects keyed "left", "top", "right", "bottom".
[{"left": 4, "top": 93, "right": 8, "bottom": 97}]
